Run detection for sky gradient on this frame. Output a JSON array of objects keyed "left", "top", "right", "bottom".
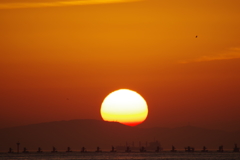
[{"left": 1, "top": 0, "right": 240, "bottom": 131}]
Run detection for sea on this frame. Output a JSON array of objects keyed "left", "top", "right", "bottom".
[{"left": 0, "top": 151, "right": 239, "bottom": 160}]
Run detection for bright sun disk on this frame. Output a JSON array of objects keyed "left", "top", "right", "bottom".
[{"left": 100, "top": 89, "right": 148, "bottom": 126}]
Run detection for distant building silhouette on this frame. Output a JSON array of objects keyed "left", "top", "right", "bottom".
[
  {"left": 95, "top": 147, "right": 102, "bottom": 152},
  {"left": 117, "top": 140, "right": 162, "bottom": 151},
  {"left": 147, "top": 141, "right": 162, "bottom": 151},
  {"left": 233, "top": 144, "right": 239, "bottom": 152},
  {"left": 201, "top": 146, "right": 208, "bottom": 152},
  {"left": 155, "top": 146, "right": 160, "bottom": 152},
  {"left": 110, "top": 146, "right": 116, "bottom": 152},
  {"left": 16, "top": 142, "right": 20, "bottom": 154},
  {"left": 185, "top": 146, "right": 194, "bottom": 152},
  {"left": 171, "top": 145, "right": 177, "bottom": 152},
  {"left": 217, "top": 145, "right": 224, "bottom": 152},
  {"left": 8, "top": 147, "right": 13, "bottom": 153},
  {"left": 125, "top": 146, "right": 131, "bottom": 152},
  {"left": 81, "top": 147, "right": 86, "bottom": 153},
  {"left": 22, "top": 147, "right": 29, "bottom": 153},
  {"left": 140, "top": 146, "right": 146, "bottom": 152},
  {"left": 37, "top": 147, "right": 43, "bottom": 153},
  {"left": 51, "top": 146, "right": 58, "bottom": 153},
  {"left": 66, "top": 147, "right": 72, "bottom": 152}
]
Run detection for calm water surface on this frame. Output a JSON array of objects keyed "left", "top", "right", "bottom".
[{"left": 1, "top": 151, "right": 239, "bottom": 160}]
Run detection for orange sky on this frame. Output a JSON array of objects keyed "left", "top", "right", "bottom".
[{"left": 0, "top": 0, "right": 240, "bottom": 131}]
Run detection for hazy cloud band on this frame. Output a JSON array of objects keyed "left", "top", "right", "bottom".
[
  {"left": 0, "top": 0, "right": 142, "bottom": 9},
  {"left": 179, "top": 47, "right": 240, "bottom": 63}
]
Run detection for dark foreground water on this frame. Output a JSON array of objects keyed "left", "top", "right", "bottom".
[{"left": 1, "top": 151, "right": 240, "bottom": 160}]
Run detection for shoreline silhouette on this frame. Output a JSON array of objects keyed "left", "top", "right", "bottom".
[
  {"left": 1, "top": 119, "right": 240, "bottom": 152},
  {"left": 5, "top": 143, "right": 239, "bottom": 153}
]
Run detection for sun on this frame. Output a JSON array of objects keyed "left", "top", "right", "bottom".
[{"left": 100, "top": 89, "right": 148, "bottom": 126}]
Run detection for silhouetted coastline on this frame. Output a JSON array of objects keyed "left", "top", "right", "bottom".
[
  {"left": 5, "top": 143, "right": 240, "bottom": 153},
  {"left": 1, "top": 120, "right": 240, "bottom": 152}
]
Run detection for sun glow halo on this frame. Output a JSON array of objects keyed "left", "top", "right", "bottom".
[{"left": 101, "top": 89, "right": 148, "bottom": 126}]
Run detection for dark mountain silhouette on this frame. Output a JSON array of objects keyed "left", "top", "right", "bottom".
[{"left": 0, "top": 119, "right": 239, "bottom": 151}]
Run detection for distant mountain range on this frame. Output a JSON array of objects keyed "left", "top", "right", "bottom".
[{"left": 0, "top": 119, "right": 239, "bottom": 151}]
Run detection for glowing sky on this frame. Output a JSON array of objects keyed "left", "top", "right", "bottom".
[
  {"left": 0, "top": 0, "right": 240, "bottom": 131},
  {"left": 0, "top": 0, "right": 142, "bottom": 9}
]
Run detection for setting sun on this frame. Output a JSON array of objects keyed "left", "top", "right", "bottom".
[{"left": 101, "top": 89, "right": 148, "bottom": 126}]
